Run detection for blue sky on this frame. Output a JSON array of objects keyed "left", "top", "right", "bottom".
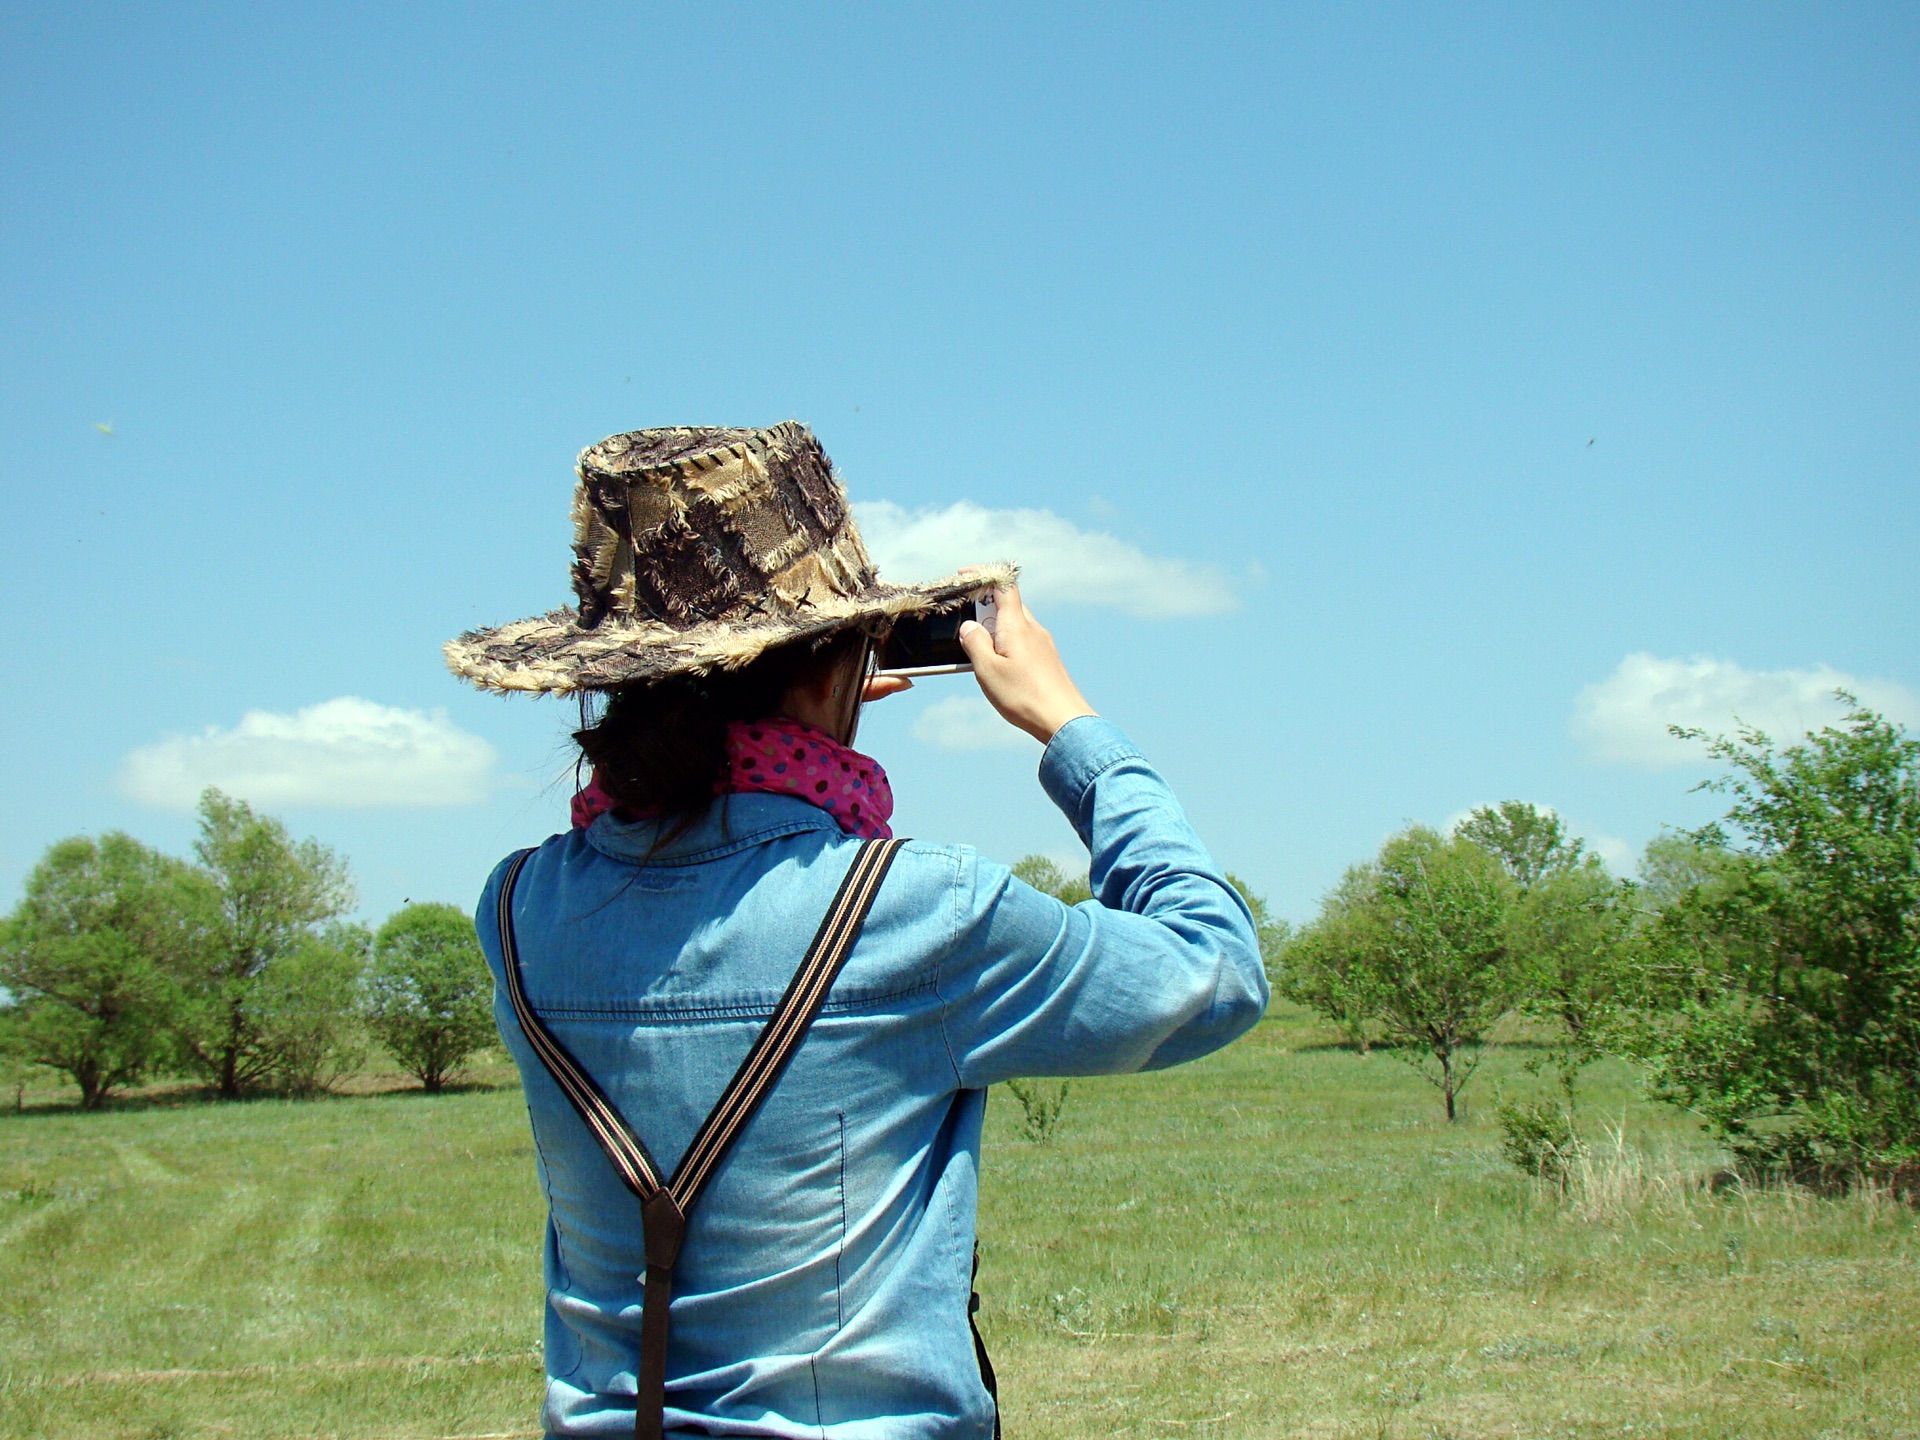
[{"left": 3, "top": 3, "right": 1916, "bottom": 926}]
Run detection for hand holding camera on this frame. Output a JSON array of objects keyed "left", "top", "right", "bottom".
[
  {"left": 870, "top": 581, "right": 1094, "bottom": 745},
  {"left": 957, "top": 584, "right": 1097, "bottom": 745}
]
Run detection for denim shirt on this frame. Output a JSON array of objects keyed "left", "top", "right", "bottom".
[{"left": 476, "top": 716, "right": 1269, "bottom": 1438}]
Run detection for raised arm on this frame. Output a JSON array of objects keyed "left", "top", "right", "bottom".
[{"left": 933, "top": 586, "right": 1269, "bottom": 1086}]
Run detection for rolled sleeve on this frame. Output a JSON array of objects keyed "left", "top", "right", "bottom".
[{"left": 1038, "top": 715, "right": 1144, "bottom": 832}]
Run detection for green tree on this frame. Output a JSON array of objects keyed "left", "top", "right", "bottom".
[
  {"left": 1635, "top": 830, "right": 1750, "bottom": 915},
  {"left": 0, "top": 834, "right": 213, "bottom": 1109},
  {"left": 1226, "top": 873, "right": 1292, "bottom": 990},
  {"left": 1289, "top": 826, "right": 1519, "bottom": 1119},
  {"left": 0, "top": 1005, "right": 35, "bottom": 1111},
  {"left": 1457, "top": 802, "right": 1635, "bottom": 1097},
  {"left": 251, "top": 922, "right": 371, "bottom": 1096},
  {"left": 1506, "top": 856, "right": 1634, "bottom": 1093},
  {"left": 1628, "top": 701, "right": 1920, "bottom": 1180},
  {"left": 1274, "top": 883, "right": 1382, "bottom": 1052},
  {"left": 1012, "top": 854, "right": 1092, "bottom": 906},
  {"left": 1623, "top": 832, "right": 1756, "bottom": 1010},
  {"left": 1456, "top": 800, "right": 1585, "bottom": 887},
  {"left": 366, "top": 903, "right": 496, "bottom": 1092},
  {"left": 173, "top": 789, "right": 354, "bottom": 1098}
]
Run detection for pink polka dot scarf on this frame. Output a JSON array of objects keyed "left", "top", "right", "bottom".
[{"left": 570, "top": 716, "right": 895, "bottom": 840}]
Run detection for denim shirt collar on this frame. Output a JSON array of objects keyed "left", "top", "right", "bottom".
[{"left": 584, "top": 792, "right": 845, "bottom": 866}]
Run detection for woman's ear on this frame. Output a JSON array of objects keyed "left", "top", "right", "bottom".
[{"left": 778, "top": 646, "right": 861, "bottom": 739}]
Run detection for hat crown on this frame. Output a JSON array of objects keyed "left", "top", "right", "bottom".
[
  {"left": 570, "top": 422, "right": 876, "bottom": 631},
  {"left": 445, "top": 421, "right": 1010, "bottom": 694}
]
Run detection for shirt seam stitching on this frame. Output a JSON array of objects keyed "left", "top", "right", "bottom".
[
  {"left": 524, "top": 979, "right": 940, "bottom": 1023},
  {"left": 1046, "top": 743, "right": 1142, "bottom": 816},
  {"left": 588, "top": 818, "right": 834, "bottom": 866},
  {"left": 523, "top": 1112, "right": 584, "bottom": 1387},
  {"left": 835, "top": 1110, "right": 848, "bottom": 1332},
  {"left": 934, "top": 849, "right": 966, "bottom": 1090},
  {"left": 1076, "top": 746, "right": 1140, "bottom": 790}
]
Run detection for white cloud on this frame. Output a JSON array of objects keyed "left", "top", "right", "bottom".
[
  {"left": 910, "top": 694, "right": 1035, "bottom": 752},
  {"left": 1573, "top": 654, "right": 1920, "bottom": 770},
  {"left": 854, "top": 500, "right": 1239, "bottom": 618},
  {"left": 121, "top": 697, "right": 498, "bottom": 811},
  {"left": 1585, "top": 832, "right": 1637, "bottom": 878}
]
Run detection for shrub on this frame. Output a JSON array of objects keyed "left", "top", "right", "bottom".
[
  {"left": 366, "top": 902, "right": 495, "bottom": 1092},
  {"left": 1624, "top": 701, "right": 1920, "bottom": 1184},
  {"left": 1004, "top": 1079, "right": 1071, "bottom": 1144},
  {"left": 0, "top": 834, "right": 213, "bottom": 1108},
  {"left": 1496, "top": 1098, "right": 1586, "bottom": 1193},
  {"left": 1283, "top": 827, "right": 1519, "bottom": 1119},
  {"left": 172, "top": 790, "right": 355, "bottom": 1098},
  {"left": 249, "top": 924, "right": 370, "bottom": 1096}
]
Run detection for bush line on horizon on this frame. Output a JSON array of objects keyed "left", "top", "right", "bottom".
[{"left": 5, "top": 699, "right": 1917, "bottom": 1200}]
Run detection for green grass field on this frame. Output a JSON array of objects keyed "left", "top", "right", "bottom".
[{"left": 3, "top": 1006, "right": 1915, "bottom": 1439}]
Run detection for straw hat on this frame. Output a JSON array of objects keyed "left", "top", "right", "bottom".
[{"left": 445, "top": 422, "right": 1012, "bottom": 694}]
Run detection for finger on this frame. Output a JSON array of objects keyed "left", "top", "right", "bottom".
[
  {"left": 862, "top": 674, "right": 914, "bottom": 703},
  {"left": 957, "top": 619, "right": 1001, "bottom": 665},
  {"left": 991, "top": 582, "right": 1028, "bottom": 622}
]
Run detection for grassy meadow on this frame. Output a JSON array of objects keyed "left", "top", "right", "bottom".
[{"left": 2, "top": 1004, "right": 1915, "bottom": 1439}]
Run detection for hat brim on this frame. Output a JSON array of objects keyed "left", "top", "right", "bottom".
[{"left": 445, "top": 565, "right": 1016, "bottom": 695}]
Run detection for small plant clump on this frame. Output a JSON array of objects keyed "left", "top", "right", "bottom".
[
  {"left": 1005, "top": 1078, "right": 1071, "bottom": 1143},
  {"left": 1497, "top": 1098, "right": 1586, "bottom": 1194}
]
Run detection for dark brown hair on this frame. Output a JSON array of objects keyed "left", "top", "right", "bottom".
[{"left": 573, "top": 630, "right": 864, "bottom": 848}]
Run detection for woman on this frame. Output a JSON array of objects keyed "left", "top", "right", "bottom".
[{"left": 447, "top": 423, "right": 1268, "bottom": 1439}]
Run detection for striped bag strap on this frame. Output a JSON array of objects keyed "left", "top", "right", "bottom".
[
  {"left": 495, "top": 836, "right": 905, "bottom": 1440},
  {"left": 495, "top": 848, "right": 669, "bottom": 1201}
]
